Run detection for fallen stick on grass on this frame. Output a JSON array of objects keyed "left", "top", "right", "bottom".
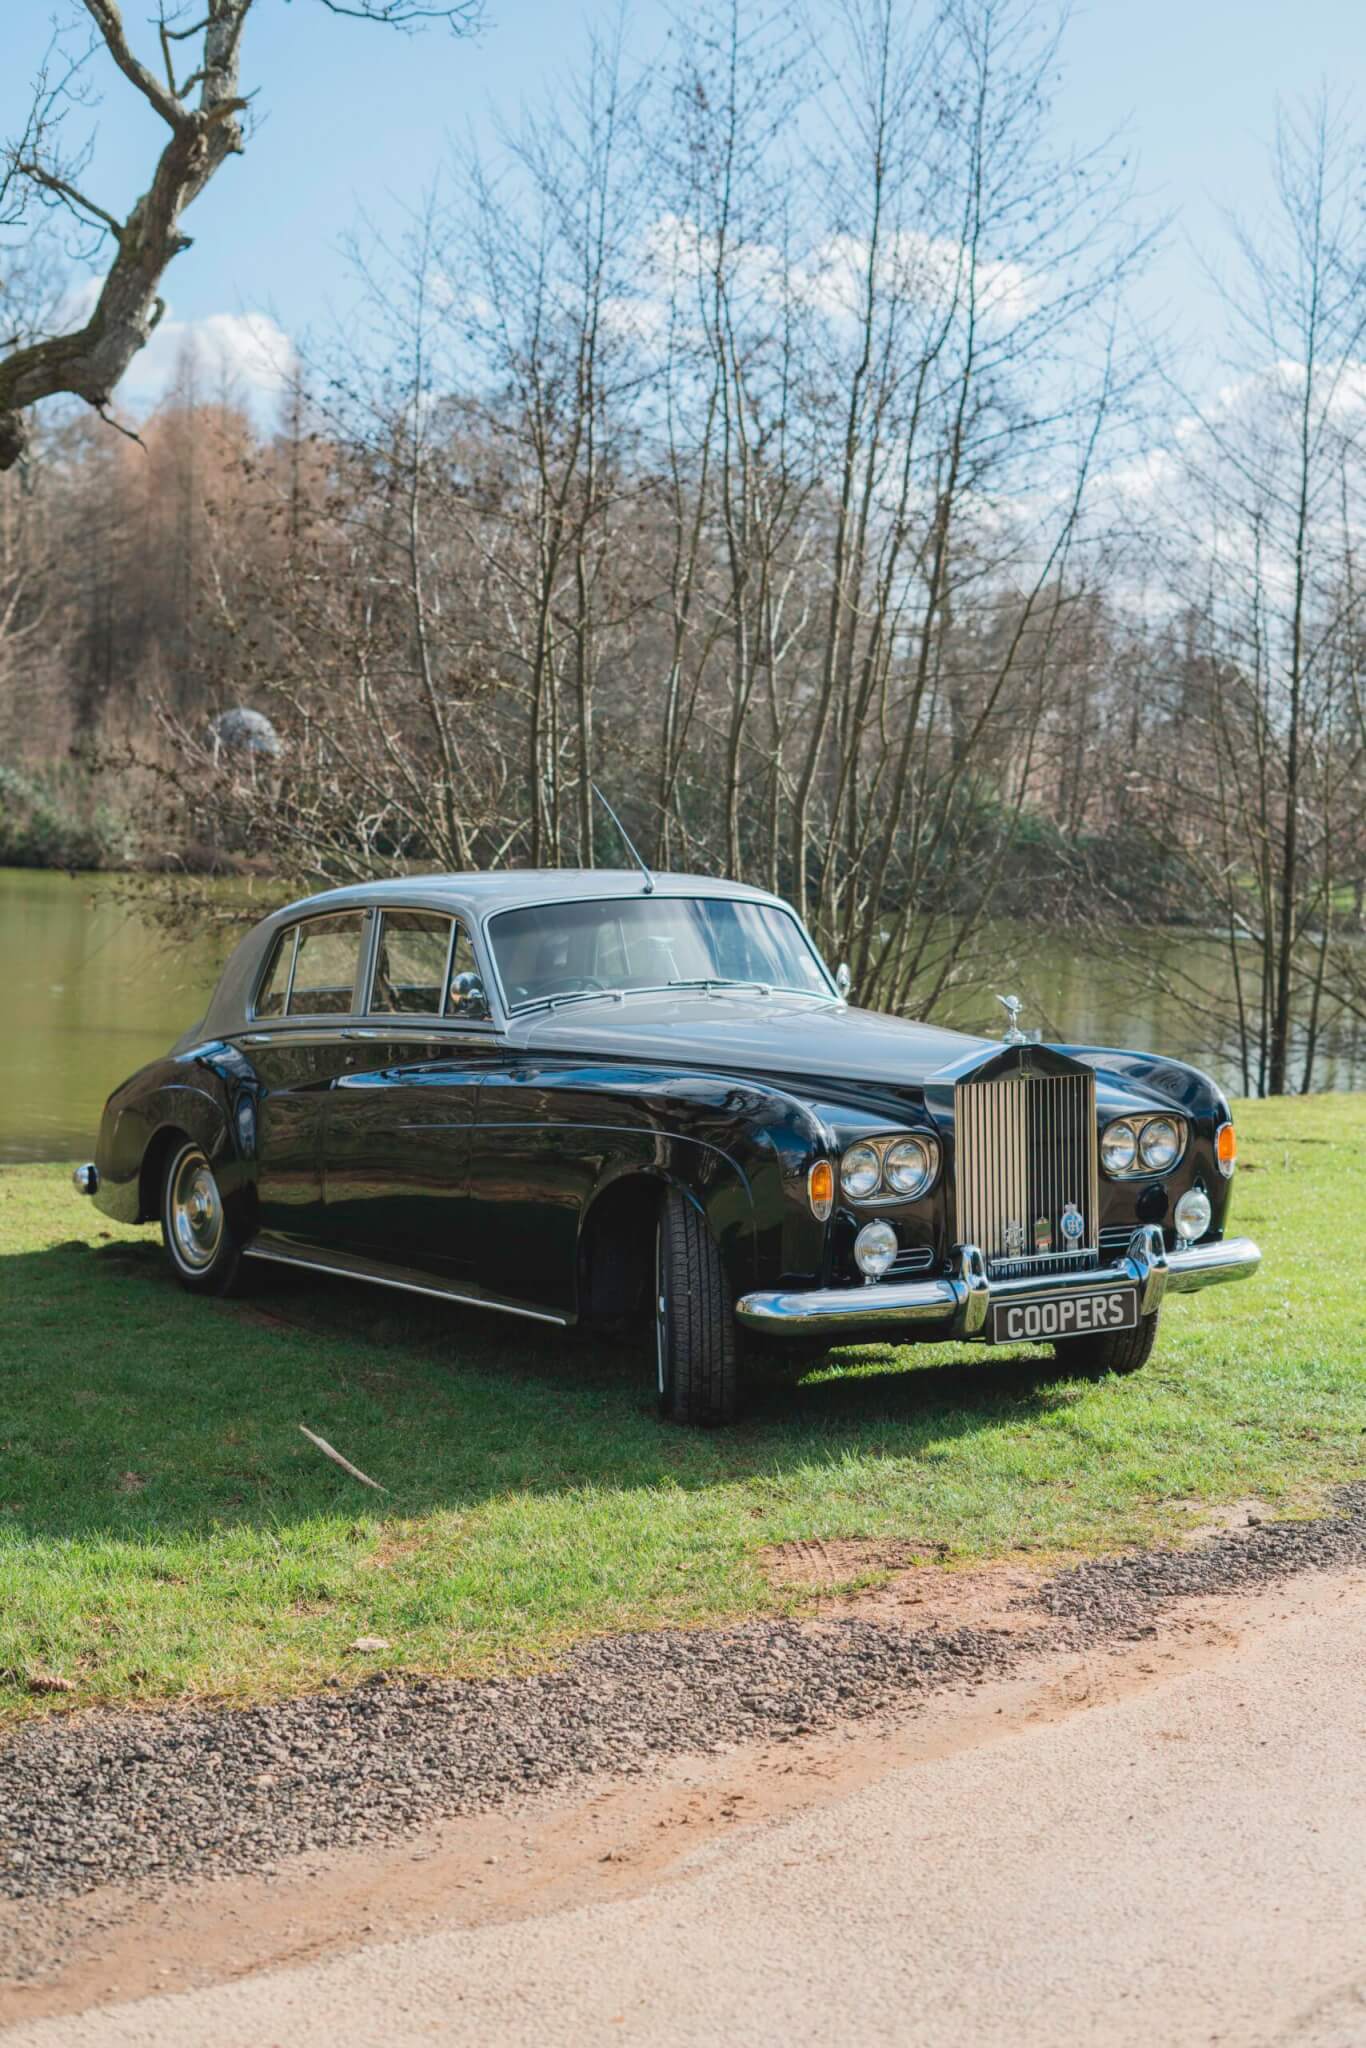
[{"left": 298, "top": 1425, "right": 389, "bottom": 1494}]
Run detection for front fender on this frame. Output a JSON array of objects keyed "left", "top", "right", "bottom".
[
  {"left": 1061, "top": 1044, "right": 1235, "bottom": 1239},
  {"left": 562, "top": 1070, "right": 830, "bottom": 1312}
]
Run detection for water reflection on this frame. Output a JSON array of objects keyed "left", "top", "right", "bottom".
[{"left": 1, "top": 868, "right": 1361, "bottom": 1165}]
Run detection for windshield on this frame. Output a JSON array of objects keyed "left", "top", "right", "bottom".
[{"left": 489, "top": 896, "right": 835, "bottom": 1011}]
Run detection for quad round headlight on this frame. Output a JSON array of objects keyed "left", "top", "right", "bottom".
[
  {"left": 854, "top": 1220, "right": 898, "bottom": 1279},
  {"left": 840, "top": 1142, "right": 882, "bottom": 1201},
  {"left": 884, "top": 1135, "right": 934, "bottom": 1198},
  {"left": 1100, "top": 1121, "right": 1138, "bottom": 1174},
  {"left": 1138, "top": 1116, "right": 1183, "bottom": 1172}
]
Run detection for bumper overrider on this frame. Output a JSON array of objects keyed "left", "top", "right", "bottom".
[{"left": 735, "top": 1226, "right": 1262, "bottom": 1338}]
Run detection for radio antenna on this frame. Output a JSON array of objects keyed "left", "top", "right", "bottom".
[{"left": 591, "top": 784, "right": 655, "bottom": 894}]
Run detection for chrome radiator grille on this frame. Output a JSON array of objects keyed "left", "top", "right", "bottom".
[{"left": 953, "top": 1069, "right": 1100, "bottom": 1278}]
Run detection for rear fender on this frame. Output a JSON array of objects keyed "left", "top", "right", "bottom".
[{"left": 93, "top": 1044, "right": 255, "bottom": 1231}]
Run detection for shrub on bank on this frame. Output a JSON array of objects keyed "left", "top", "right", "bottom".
[{"left": 0, "top": 764, "right": 132, "bottom": 871}]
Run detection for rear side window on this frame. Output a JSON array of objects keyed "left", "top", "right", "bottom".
[
  {"left": 254, "top": 929, "right": 294, "bottom": 1018},
  {"left": 279, "top": 912, "right": 365, "bottom": 1016}
]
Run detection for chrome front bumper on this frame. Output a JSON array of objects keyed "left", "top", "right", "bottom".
[{"left": 735, "top": 1227, "right": 1262, "bottom": 1337}]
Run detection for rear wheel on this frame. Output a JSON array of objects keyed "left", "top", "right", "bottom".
[
  {"left": 654, "top": 1187, "right": 738, "bottom": 1426},
  {"left": 160, "top": 1140, "right": 244, "bottom": 1297},
  {"left": 1052, "top": 1308, "right": 1160, "bottom": 1379}
]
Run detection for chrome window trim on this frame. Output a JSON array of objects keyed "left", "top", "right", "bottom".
[
  {"left": 250, "top": 908, "right": 370, "bottom": 1024},
  {"left": 441, "top": 915, "right": 460, "bottom": 1016},
  {"left": 250, "top": 924, "right": 301, "bottom": 1023},
  {"left": 282, "top": 925, "right": 300, "bottom": 1012},
  {"left": 479, "top": 891, "right": 839, "bottom": 1019},
  {"left": 361, "top": 902, "right": 498, "bottom": 1027},
  {"left": 238, "top": 1021, "right": 503, "bottom": 1051}
]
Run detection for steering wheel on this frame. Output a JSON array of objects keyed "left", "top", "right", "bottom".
[{"left": 555, "top": 976, "right": 606, "bottom": 995}]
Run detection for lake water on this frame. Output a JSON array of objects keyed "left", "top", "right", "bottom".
[{"left": 1, "top": 866, "right": 1362, "bottom": 1165}]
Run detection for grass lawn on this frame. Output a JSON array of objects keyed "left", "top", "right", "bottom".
[{"left": 1, "top": 1094, "right": 1362, "bottom": 1722}]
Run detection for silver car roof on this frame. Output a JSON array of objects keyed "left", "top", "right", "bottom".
[
  {"left": 195, "top": 870, "right": 799, "bottom": 1038},
  {"left": 270, "top": 869, "right": 788, "bottom": 921}
]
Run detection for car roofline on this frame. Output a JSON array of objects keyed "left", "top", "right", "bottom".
[
  {"left": 196, "top": 872, "right": 808, "bottom": 1040},
  {"left": 265, "top": 869, "right": 792, "bottom": 926}
]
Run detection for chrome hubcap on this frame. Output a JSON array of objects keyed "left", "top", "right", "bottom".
[{"left": 170, "top": 1150, "right": 223, "bottom": 1271}]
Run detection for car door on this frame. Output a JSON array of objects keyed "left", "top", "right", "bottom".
[
  {"left": 243, "top": 909, "right": 372, "bottom": 1243},
  {"left": 319, "top": 908, "right": 496, "bottom": 1280}
]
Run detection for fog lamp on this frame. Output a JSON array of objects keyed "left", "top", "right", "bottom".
[
  {"left": 1174, "top": 1187, "right": 1212, "bottom": 1244},
  {"left": 854, "top": 1220, "right": 898, "bottom": 1281}
]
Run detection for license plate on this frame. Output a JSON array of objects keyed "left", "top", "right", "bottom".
[{"left": 989, "top": 1285, "right": 1138, "bottom": 1345}]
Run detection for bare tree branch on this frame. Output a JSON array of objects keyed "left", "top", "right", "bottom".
[{"left": 0, "top": 0, "right": 482, "bottom": 469}]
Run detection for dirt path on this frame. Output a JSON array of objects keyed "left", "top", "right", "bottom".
[{"left": 4, "top": 1563, "right": 1364, "bottom": 2046}]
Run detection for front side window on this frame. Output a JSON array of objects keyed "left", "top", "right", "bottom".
[
  {"left": 370, "top": 910, "right": 489, "bottom": 1019},
  {"left": 286, "top": 912, "right": 365, "bottom": 1016},
  {"left": 489, "top": 896, "right": 834, "bottom": 1011}
]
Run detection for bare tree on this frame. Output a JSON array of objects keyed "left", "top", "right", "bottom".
[
  {"left": 1142, "top": 95, "right": 1366, "bottom": 1094},
  {"left": 0, "top": 0, "right": 481, "bottom": 471}
]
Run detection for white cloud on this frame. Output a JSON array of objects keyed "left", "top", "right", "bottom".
[
  {"left": 598, "top": 293, "right": 669, "bottom": 344},
  {"left": 122, "top": 310, "right": 295, "bottom": 413},
  {"left": 635, "top": 213, "right": 1039, "bottom": 333},
  {"left": 53, "top": 280, "right": 295, "bottom": 420},
  {"left": 793, "top": 228, "right": 1038, "bottom": 328}
]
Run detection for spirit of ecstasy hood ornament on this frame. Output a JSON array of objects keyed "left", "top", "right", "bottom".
[{"left": 997, "top": 993, "right": 1027, "bottom": 1045}]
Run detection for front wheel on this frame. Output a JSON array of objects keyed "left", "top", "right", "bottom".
[
  {"left": 161, "top": 1140, "right": 245, "bottom": 1296},
  {"left": 1052, "top": 1308, "right": 1160, "bottom": 1379},
  {"left": 654, "top": 1188, "right": 738, "bottom": 1425}
]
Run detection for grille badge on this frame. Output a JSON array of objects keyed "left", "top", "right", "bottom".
[
  {"left": 1033, "top": 1214, "right": 1053, "bottom": 1253},
  {"left": 1004, "top": 1219, "right": 1026, "bottom": 1256},
  {"left": 1060, "top": 1201, "right": 1085, "bottom": 1242}
]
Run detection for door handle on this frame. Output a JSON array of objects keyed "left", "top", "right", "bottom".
[{"left": 342, "top": 1028, "right": 386, "bottom": 1041}]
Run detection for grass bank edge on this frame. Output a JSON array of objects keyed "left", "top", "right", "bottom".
[{"left": 0, "top": 1093, "right": 1361, "bottom": 1723}]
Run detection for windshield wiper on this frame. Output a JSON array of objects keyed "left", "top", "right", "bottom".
[
  {"left": 512, "top": 987, "right": 627, "bottom": 1016},
  {"left": 665, "top": 977, "right": 771, "bottom": 995},
  {"left": 665, "top": 978, "right": 833, "bottom": 1000}
]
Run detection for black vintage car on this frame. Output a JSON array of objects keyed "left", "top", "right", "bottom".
[{"left": 76, "top": 870, "right": 1260, "bottom": 1423}]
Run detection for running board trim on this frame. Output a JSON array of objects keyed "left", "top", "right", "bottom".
[{"left": 242, "top": 1242, "right": 569, "bottom": 1326}]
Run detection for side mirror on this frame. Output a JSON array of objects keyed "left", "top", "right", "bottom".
[
  {"left": 450, "top": 971, "right": 490, "bottom": 1020},
  {"left": 835, "top": 961, "right": 853, "bottom": 999}
]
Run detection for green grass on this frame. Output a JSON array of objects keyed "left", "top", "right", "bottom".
[{"left": 1, "top": 1096, "right": 1362, "bottom": 1722}]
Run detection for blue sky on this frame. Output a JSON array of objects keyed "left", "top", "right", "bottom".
[{"left": 6, "top": 0, "right": 1363, "bottom": 416}]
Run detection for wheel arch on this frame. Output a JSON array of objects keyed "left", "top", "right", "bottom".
[
  {"left": 138, "top": 1122, "right": 194, "bottom": 1224},
  {"left": 577, "top": 1169, "right": 667, "bottom": 1328},
  {"left": 576, "top": 1143, "right": 749, "bottom": 1328},
  {"left": 124, "top": 1080, "right": 247, "bottom": 1226}
]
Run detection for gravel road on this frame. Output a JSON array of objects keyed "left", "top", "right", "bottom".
[
  {"left": 2, "top": 1485, "right": 1364, "bottom": 1906},
  {"left": 6, "top": 1544, "right": 1365, "bottom": 2045}
]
